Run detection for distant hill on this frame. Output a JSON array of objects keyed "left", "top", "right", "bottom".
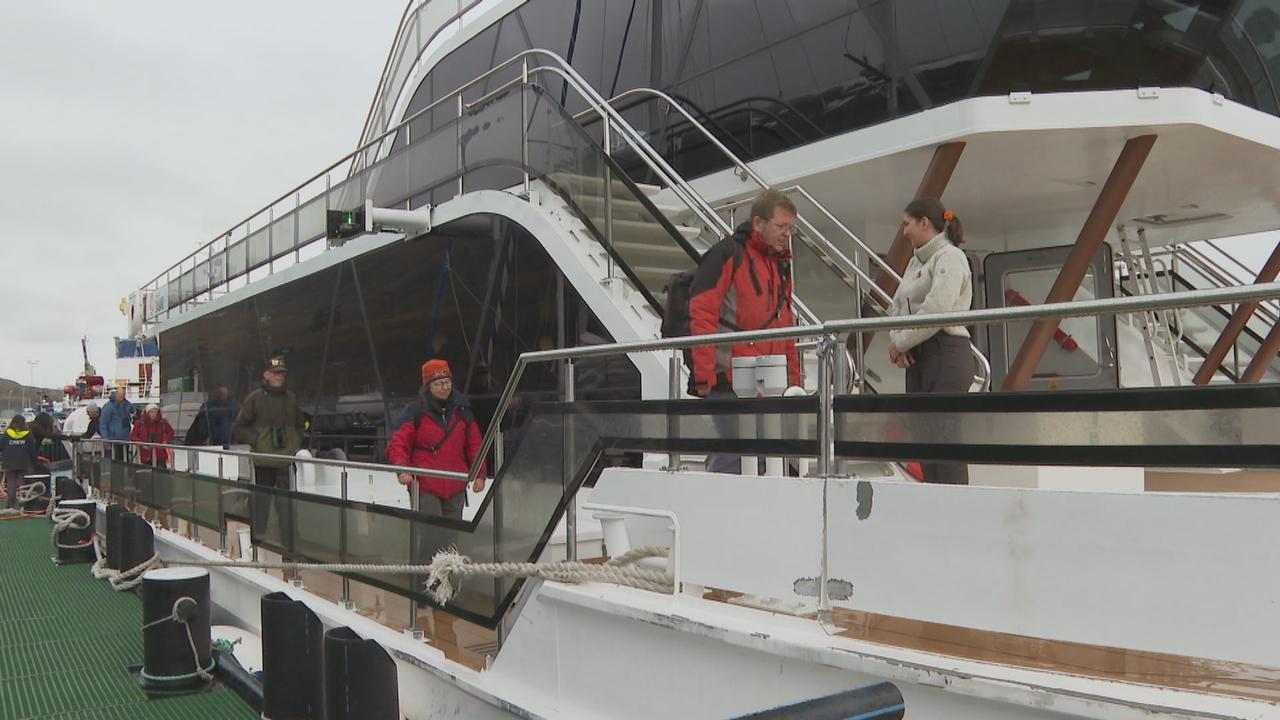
[{"left": 0, "top": 377, "right": 64, "bottom": 416}]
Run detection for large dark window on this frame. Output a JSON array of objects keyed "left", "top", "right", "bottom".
[
  {"left": 159, "top": 217, "right": 640, "bottom": 460},
  {"left": 398, "top": 0, "right": 1280, "bottom": 179}
]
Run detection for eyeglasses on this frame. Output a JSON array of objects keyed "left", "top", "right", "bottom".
[{"left": 766, "top": 220, "right": 794, "bottom": 235}]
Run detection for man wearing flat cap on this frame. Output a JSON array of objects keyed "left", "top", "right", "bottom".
[{"left": 233, "top": 355, "right": 307, "bottom": 546}]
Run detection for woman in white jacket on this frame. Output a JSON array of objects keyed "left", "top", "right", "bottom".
[{"left": 888, "top": 197, "right": 973, "bottom": 484}]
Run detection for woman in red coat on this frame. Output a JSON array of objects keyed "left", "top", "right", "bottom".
[
  {"left": 386, "top": 360, "right": 486, "bottom": 518},
  {"left": 131, "top": 404, "right": 174, "bottom": 467}
]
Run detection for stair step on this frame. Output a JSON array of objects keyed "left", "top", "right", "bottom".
[
  {"left": 608, "top": 218, "right": 701, "bottom": 246},
  {"left": 612, "top": 240, "right": 697, "bottom": 270},
  {"left": 547, "top": 171, "right": 653, "bottom": 201}
]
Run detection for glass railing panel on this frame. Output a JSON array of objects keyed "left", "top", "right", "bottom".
[
  {"left": 366, "top": 143, "right": 413, "bottom": 210},
  {"left": 169, "top": 469, "right": 195, "bottom": 521},
  {"left": 164, "top": 281, "right": 179, "bottom": 312},
  {"left": 325, "top": 175, "right": 368, "bottom": 237},
  {"left": 78, "top": 389, "right": 821, "bottom": 625},
  {"left": 523, "top": 85, "right": 698, "bottom": 308},
  {"left": 194, "top": 259, "right": 212, "bottom": 295},
  {"left": 227, "top": 239, "right": 248, "bottom": 278},
  {"left": 209, "top": 250, "right": 228, "bottom": 288},
  {"left": 458, "top": 90, "right": 525, "bottom": 196},
  {"left": 271, "top": 211, "right": 297, "bottom": 259},
  {"left": 789, "top": 229, "right": 861, "bottom": 323},
  {"left": 247, "top": 226, "right": 271, "bottom": 270},
  {"left": 177, "top": 269, "right": 194, "bottom": 305},
  {"left": 190, "top": 475, "right": 224, "bottom": 529},
  {"left": 291, "top": 493, "right": 343, "bottom": 563},
  {"left": 297, "top": 194, "right": 327, "bottom": 246}
]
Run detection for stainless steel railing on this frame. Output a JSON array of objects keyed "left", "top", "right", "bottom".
[
  {"left": 85, "top": 283, "right": 1280, "bottom": 504},
  {"left": 85, "top": 437, "right": 469, "bottom": 515},
  {"left": 139, "top": 48, "right": 822, "bottom": 326},
  {"left": 466, "top": 281, "right": 1280, "bottom": 488},
  {"left": 578, "top": 86, "right": 991, "bottom": 390}
]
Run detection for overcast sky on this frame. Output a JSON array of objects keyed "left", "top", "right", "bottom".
[{"left": 0, "top": 0, "right": 405, "bottom": 391}]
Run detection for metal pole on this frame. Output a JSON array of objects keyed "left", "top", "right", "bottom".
[
  {"left": 603, "top": 115, "right": 615, "bottom": 281},
  {"left": 520, "top": 59, "right": 530, "bottom": 196},
  {"left": 564, "top": 359, "right": 577, "bottom": 562},
  {"left": 293, "top": 191, "right": 301, "bottom": 264},
  {"left": 666, "top": 349, "right": 682, "bottom": 471},
  {"left": 217, "top": 455, "right": 226, "bottom": 552},
  {"left": 832, "top": 348, "right": 850, "bottom": 476},
  {"left": 340, "top": 468, "right": 351, "bottom": 607},
  {"left": 324, "top": 174, "right": 332, "bottom": 248},
  {"left": 814, "top": 335, "right": 835, "bottom": 477},
  {"left": 267, "top": 206, "right": 275, "bottom": 275},
  {"left": 456, "top": 95, "right": 465, "bottom": 197}
]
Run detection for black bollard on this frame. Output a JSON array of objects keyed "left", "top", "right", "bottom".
[
  {"left": 55, "top": 476, "right": 87, "bottom": 503},
  {"left": 118, "top": 512, "right": 156, "bottom": 577},
  {"left": 52, "top": 498, "right": 97, "bottom": 565},
  {"left": 324, "top": 627, "right": 399, "bottom": 720},
  {"left": 261, "top": 592, "right": 324, "bottom": 720},
  {"left": 103, "top": 504, "right": 126, "bottom": 571},
  {"left": 20, "top": 473, "right": 51, "bottom": 513},
  {"left": 139, "top": 567, "right": 213, "bottom": 694}
]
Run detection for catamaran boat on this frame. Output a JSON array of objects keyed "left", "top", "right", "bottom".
[{"left": 65, "top": 1, "right": 1280, "bottom": 717}]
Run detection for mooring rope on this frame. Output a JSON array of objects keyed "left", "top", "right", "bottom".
[
  {"left": 140, "top": 596, "right": 215, "bottom": 683},
  {"left": 91, "top": 534, "right": 161, "bottom": 591},
  {"left": 49, "top": 505, "right": 92, "bottom": 551},
  {"left": 160, "top": 545, "right": 673, "bottom": 604}
]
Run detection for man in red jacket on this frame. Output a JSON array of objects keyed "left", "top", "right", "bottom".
[
  {"left": 386, "top": 360, "right": 486, "bottom": 518},
  {"left": 688, "top": 189, "right": 801, "bottom": 472}
]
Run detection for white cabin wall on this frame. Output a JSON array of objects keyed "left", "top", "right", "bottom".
[{"left": 590, "top": 467, "right": 1280, "bottom": 668}]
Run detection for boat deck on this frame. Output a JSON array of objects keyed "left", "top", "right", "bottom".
[{"left": 0, "top": 516, "right": 256, "bottom": 719}]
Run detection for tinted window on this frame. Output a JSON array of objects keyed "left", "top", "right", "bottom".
[{"left": 396, "top": 0, "right": 1277, "bottom": 179}]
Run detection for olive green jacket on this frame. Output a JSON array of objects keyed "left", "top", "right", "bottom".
[{"left": 232, "top": 384, "right": 306, "bottom": 467}]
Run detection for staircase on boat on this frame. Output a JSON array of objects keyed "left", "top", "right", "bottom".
[{"left": 1120, "top": 228, "right": 1280, "bottom": 385}]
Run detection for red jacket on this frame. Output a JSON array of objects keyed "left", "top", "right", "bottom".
[
  {"left": 131, "top": 413, "right": 174, "bottom": 466},
  {"left": 688, "top": 224, "right": 799, "bottom": 393},
  {"left": 386, "top": 393, "right": 485, "bottom": 500}
]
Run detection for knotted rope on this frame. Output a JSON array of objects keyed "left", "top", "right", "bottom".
[
  {"left": 155, "top": 546, "right": 674, "bottom": 604},
  {"left": 91, "top": 534, "right": 160, "bottom": 591},
  {"left": 425, "top": 545, "right": 672, "bottom": 603},
  {"left": 49, "top": 505, "right": 92, "bottom": 551}
]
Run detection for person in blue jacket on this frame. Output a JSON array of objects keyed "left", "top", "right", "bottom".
[
  {"left": 98, "top": 387, "right": 135, "bottom": 461},
  {"left": 3, "top": 415, "right": 39, "bottom": 509}
]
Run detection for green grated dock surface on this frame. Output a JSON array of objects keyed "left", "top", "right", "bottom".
[{"left": 0, "top": 516, "right": 257, "bottom": 720}]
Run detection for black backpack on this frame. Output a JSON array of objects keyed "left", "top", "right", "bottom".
[{"left": 661, "top": 243, "right": 747, "bottom": 393}]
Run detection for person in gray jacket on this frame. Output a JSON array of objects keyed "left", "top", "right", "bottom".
[{"left": 888, "top": 197, "right": 974, "bottom": 485}]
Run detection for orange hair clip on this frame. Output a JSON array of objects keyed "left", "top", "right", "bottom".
[{"left": 942, "top": 210, "right": 954, "bottom": 223}]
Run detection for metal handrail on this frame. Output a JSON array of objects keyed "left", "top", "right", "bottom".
[
  {"left": 1201, "top": 238, "right": 1269, "bottom": 284},
  {"left": 139, "top": 49, "right": 825, "bottom": 327},
  {"left": 580, "top": 87, "right": 990, "bottom": 388},
  {"left": 461, "top": 281, "right": 1280, "bottom": 489},
  {"left": 1143, "top": 243, "right": 1280, "bottom": 325},
  {"left": 353, "top": 0, "right": 489, "bottom": 172},
  {"left": 89, "top": 437, "right": 467, "bottom": 481},
  {"left": 352, "top": 0, "right": 422, "bottom": 158},
  {"left": 78, "top": 284, "right": 1280, "bottom": 532}
]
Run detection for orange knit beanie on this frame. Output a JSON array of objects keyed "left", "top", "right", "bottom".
[{"left": 421, "top": 359, "right": 452, "bottom": 384}]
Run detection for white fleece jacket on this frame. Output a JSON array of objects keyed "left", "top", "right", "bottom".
[{"left": 888, "top": 232, "right": 972, "bottom": 352}]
